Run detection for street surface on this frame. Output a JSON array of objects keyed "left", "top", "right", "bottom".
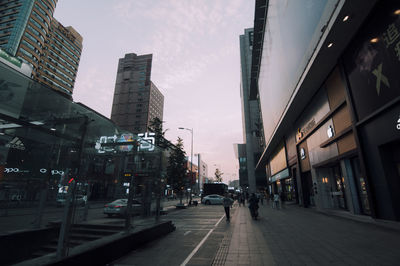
[
  {"left": 0, "top": 199, "right": 183, "bottom": 234},
  {"left": 110, "top": 202, "right": 400, "bottom": 266},
  {"left": 112, "top": 203, "right": 228, "bottom": 266}
]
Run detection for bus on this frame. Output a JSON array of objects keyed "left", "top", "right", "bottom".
[{"left": 202, "top": 183, "right": 228, "bottom": 197}]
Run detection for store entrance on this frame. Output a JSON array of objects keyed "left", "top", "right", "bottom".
[
  {"left": 379, "top": 141, "right": 400, "bottom": 220},
  {"left": 301, "top": 171, "right": 314, "bottom": 207},
  {"left": 329, "top": 165, "right": 347, "bottom": 210}
]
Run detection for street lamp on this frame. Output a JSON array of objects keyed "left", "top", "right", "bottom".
[{"left": 178, "top": 127, "right": 193, "bottom": 204}]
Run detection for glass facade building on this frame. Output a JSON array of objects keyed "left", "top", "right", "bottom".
[
  {"left": 252, "top": 0, "right": 400, "bottom": 221},
  {"left": 0, "top": 61, "right": 167, "bottom": 239},
  {"left": 239, "top": 28, "right": 265, "bottom": 192}
]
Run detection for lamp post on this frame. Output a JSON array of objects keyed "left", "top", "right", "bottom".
[{"left": 178, "top": 127, "right": 193, "bottom": 204}]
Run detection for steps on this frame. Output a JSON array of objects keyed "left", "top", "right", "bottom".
[{"left": 29, "top": 223, "right": 124, "bottom": 259}]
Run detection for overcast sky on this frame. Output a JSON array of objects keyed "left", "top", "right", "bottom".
[{"left": 54, "top": 0, "right": 255, "bottom": 183}]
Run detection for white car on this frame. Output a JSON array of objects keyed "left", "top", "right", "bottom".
[{"left": 201, "top": 194, "right": 224, "bottom": 205}]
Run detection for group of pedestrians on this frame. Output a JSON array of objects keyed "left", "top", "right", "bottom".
[
  {"left": 223, "top": 190, "right": 287, "bottom": 222},
  {"left": 271, "top": 191, "right": 285, "bottom": 209}
]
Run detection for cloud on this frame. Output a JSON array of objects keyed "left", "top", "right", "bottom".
[
  {"left": 110, "top": 0, "right": 245, "bottom": 90},
  {"left": 69, "top": 0, "right": 254, "bottom": 180},
  {"left": 73, "top": 66, "right": 114, "bottom": 118}
]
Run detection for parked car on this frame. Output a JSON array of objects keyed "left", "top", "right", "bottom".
[
  {"left": 56, "top": 194, "right": 87, "bottom": 207},
  {"left": 103, "top": 199, "right": 142, "bottom": 217},
  {"left": 201, "top": 194, "right": 224, "bottom": 205}
]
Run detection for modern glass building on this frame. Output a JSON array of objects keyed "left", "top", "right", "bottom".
[
  {"left": 0, "top": 0, "right": 82, "bottom": 97},
  {"left": 252, "top": 0, "right": 400, "bottom": 221},
  {"left": 239, "top": 28, "right": 265, "bottom": 193},
  {"left": 111, "top": 53, "right": 164, "bottom": 134},
  {"left": 0, "top": 57, "right": 167, "bottom": 217}
]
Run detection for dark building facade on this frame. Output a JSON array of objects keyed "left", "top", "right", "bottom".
[
  {"left": 0, "top": 0, "right": 82, "bottom": 97},
  {"left": 239, "top": 28, "right": 265, "bottom": 193},
  {"left": 252, "top": 0, "right": 400, "bottom": 221},
  {"left": 111, "top": 53, "right": 164, "bottom": 134},
  {"left": 234, "top": 143, "right": 248, "bottom": 189}
]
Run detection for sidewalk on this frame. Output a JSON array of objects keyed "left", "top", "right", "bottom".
[{"left": 216, "top": 202, "right": 400, "bottom": 266}]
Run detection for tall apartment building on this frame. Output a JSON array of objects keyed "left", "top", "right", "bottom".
[
  {"left": 111, "top": 53, "right": 164, "bottom": 134},
  {"left": 238, "top": 28, "right": 265, "bottom": 193},
  {"left": 0, "top": 0, "right": 82, "bottom": 97}
]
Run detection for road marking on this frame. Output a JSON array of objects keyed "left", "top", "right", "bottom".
[
  {"left": 184, "top": 230, "right": 192, "bottom": 236},
  {"left": 180, "top": 214, "right": 225, "bottom": 266}
]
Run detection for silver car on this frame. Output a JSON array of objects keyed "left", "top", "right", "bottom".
[
  {"left": 104, "top": 199, "right": 142, "bottom": 217},
  {"left": 201, "top": 194, "right": 224, "bottom": 205},
  {"left": 56, "top": 194, "right": 87, "bottom": 207}
]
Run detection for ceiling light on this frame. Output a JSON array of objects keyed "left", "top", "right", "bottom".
[
  {"left": 370, "top": 38, "right": 379, "bottom": 43},
  {"left": 394, "top": 9, "right": 400, "bottom": 15},
  {"left": 30, "top": 121, "right": 44, "bottom": 125},
  {"left": 327, "top": 43, "right": 333, "bottom": 48},
  {"left": 0, "top": 123, "right": 22, "bottom": 129},
  {"left": 342, "top": 15, "right": 349, "bottom": 22}
]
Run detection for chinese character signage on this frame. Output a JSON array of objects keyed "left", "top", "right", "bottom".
[
  {"left": 137, "top": 132, "right": 155, "bottom": 152},
  {"left": 94, "top": 132, "right": 155, "bottom": 153},
  {"left": 344, "top": 2, "right": 400, "bottom": 121}
]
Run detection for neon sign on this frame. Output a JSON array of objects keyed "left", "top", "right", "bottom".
[
  {"left": 118, "top": 134, "right": 135, "bottom": 152},
  {"left": 95, "top": 133, "right": 155, "bottom": 153},
  {"left": 138, "top": 132, "right": 155, "bottom": 152},
  {"left": 397, "top": 116, "right": 400, "bottom": 130}
]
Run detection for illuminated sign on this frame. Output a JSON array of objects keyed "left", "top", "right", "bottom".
[
  {"left": 138, "top": 132, "right": 155, "bottom": 151},
  {"left": 300, "top": 148, "right": 306, "bottom": 160},
  {"left": 3, "top": 168, "right": 64, "bottom": 175},
  {"left": 39, "top": 169, "right": 65, "bottom": 175},
  {"left": 118, "top": 134, "right": 135, "bottom": 152},
  {"left": 95, "top": 135, "right": 118, "bottom": 153},
  {"left": 52, "top": 170, "right": 64, "bottom": 176},
  {"left": 95, "top": 134, "right": 137, "bottom": 153},
  {"left": 58, "top": 186, "right": 68, "bottom": 193},
  {"left": 397, "top": 116, "right": 400, "bottom": 130},
  {"left": 296, "top": 118, "right": 316, "bottom": 143},
  {"left": 95, "top": 132, "right": 155, "bottom": 153},
  {"left": 327, "top": 125, "right": 335, "bottom": 138},
  {"left": 4, "top": 168, "right": 19, "bottom": 173}
]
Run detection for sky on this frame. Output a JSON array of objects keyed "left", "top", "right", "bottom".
[{"left": 54, "top": 0, "right": 255, "bottom": 183}]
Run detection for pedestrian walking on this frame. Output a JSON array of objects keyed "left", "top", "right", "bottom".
[
  {"left": 223, "top": 193, "right": 234, "bottom": 222},
  {"left": 248, "top": 193, "right": 259, "bottom": 219},
  {"left": 273, "top": 193, "right": 280, "bottom": 209},
  {"left": 259, "top": 193, "right": 264, "bottom": 205}
]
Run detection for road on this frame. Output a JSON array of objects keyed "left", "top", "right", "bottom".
[
  {"left": 111, "top": 204, "right": 230, "bottom": 266},
  {"left": 0, "top": 199, "right": 184, "bottom": 234}
]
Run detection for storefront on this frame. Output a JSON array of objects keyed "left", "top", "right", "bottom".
[
  {"left": 293, "top": 65, "right": 370, "bottom": 213},
  {"left": 343, "top": 0, "right": 400, "bottom": 220}
]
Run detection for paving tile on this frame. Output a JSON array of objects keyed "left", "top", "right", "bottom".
[{"left": 218, "top": 203, "right": 400, "bottom": 266}]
